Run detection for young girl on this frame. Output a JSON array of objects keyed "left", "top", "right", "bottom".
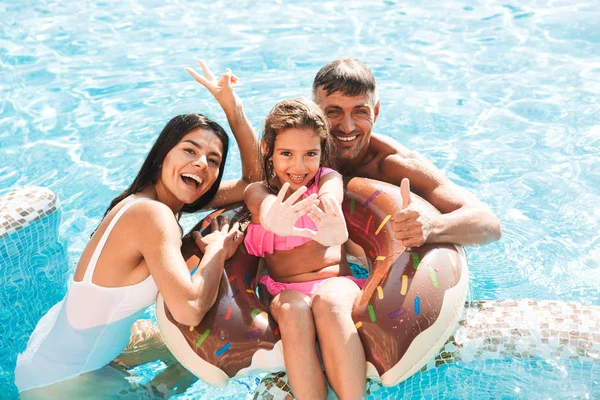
[{"left": 244, "top": 98, "right": 366, "bottom": 400}]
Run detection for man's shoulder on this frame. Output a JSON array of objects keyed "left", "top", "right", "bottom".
[{"left": 370, "top": 133, "right": 420, "bottom": 163}]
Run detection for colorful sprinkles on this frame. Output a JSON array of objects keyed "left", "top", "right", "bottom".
[
  {"left": 243, "top": 329, "right": 263, "bottom": 340},
  {"left": 363, "top": 189, "right": 382, "bottom": 207},
  {"left": 189, "top": 326, "right": 194, "bottom": 332},
  {"left": 368, "top": 304, "right": 376, "bottom": 322},
  {"left": 377, "top": 286, "right": 384, "bottom": 299},
  {"left": 216, "top": 343, "right": 231, "bottom": 357},
  {"left": 415, "top": 297, "right": 421, "bottom": 315},
  {"left": 231, "top": 289, "right": 240, "bottom": 298},
  {"left": 375, "top": 255, "right": 386, "bottom": 261},
  {"left": 225, "top": 306, "right": 232, "bottom": 320},
  {"left": 350, "top": 198, "right": 356, "bottom": 214},
  {"left": 251, "top": 309, "right": 265, "bottom": 318},
  {"left": 355, "top": 321, "right": 363, "bottom": 329},
  {"left": 401, "top": 275, "right": 408, "bottom": 295},
  {"left": 389, "top": 308, "right": 406, "bottom": 319},
  {"left": 195, "top": 328, "right": 211, "bottom": 348},
  {"left": 365, "top": 215, "right": 373, "bottom": 234},
  {"left": 375, "top": 215, "right": 392, "bottom": 235},
  {"left": 412, "top": 253, "right": 420, "bottom": 269},
  {"left": 429, "top": 266, "right": 439, "bottom": 288}
]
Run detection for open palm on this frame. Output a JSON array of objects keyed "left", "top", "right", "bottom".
[
  {"left": 260, "top": 182, "right": 319, "bottom": 238},
  {"left": 308, "top": 196, "right": 348, "bottom": 247}
]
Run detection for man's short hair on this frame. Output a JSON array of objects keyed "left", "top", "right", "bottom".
[{"left": 312, "top": 59, "right": 378, "bottom": 105}]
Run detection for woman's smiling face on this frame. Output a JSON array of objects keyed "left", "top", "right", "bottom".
[
  {"left": 157, "top": 128, "right": 224, "bottom": 209},
  {"left": 270, "top": 127, "right": 322, "bottom": 192}
]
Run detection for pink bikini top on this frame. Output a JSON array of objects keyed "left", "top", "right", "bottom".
[{"left": 244, "top": 167, "right": 336, "bottom": 257}]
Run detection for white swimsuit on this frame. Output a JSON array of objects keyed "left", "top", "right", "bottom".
[{"left": 15, "top": 198, "right": 159, "bottom": 392}]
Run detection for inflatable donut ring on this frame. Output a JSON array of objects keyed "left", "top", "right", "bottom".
[{"left": 156, "top": 177, "right": 469, "bottom": 388}]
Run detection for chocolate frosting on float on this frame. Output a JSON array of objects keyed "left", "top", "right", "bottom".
[
  {"left": 343, "top": 177, "right": 465, "bottom": 376},
  {"left": 158, "top": 179, "right": 466, "bottom": 385},
  {"left": 165, "top": 205, "right": 280, "bottom": 377}
]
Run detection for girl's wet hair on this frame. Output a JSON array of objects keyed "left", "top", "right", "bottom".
[
  {"left": 103, "top": 113, "right": 229, "bottom": 219},
  {"left": 261, "top": 98, "right": 333, "bottom": 192}
]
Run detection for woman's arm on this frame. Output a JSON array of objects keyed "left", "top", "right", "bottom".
[
  {"left": 186, "top": 60, "right": 261, "bottom": 207},
  {"left": 135, "top": 201, "right": 243, "bottom": 326}
]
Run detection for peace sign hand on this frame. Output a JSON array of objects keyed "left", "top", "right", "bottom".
[
  {"left": 307, "top": 195, "right": 349, "bottom": 247},
  {"left": 186, "top": 59, "right": 240, "bottom": 115},
  {"left": 260, "top": 182, "right": 319, "bottom": 238}
]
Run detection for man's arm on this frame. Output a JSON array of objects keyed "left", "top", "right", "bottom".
[{"left": 375, "top": 135, "right": 501, "bottom": 246}]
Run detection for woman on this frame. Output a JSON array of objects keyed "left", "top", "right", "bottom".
[{"left": 15, "top": 61, "right": 258, "bottom": 396}]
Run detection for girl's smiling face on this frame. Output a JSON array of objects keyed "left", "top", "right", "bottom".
[{"left": 269, "top": 127, "right": 322, "bottom": 192}]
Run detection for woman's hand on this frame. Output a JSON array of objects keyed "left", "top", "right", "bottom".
[
  {"left": 308, "top": 196, "right": 348, "bottom": 246},
  {"left": 186, "top": 59, "right": 240, "bottom": 115},
  {"left": 192, "top": 216, "right": 244, "bottom": 260},
  {"left": 260, "top": 182, "right": 319, "bottom": 237}
]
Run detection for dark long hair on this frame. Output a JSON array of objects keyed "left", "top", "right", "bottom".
[{"left": 103, "top": 113, "right": 229, "bottom": 219}]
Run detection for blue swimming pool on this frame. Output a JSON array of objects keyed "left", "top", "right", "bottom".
[{"left": 1, "top": 0, "right": 598, "bottom": 398}]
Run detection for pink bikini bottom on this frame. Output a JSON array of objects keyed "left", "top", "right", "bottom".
[{"left": 259, "top": 274, "right": 366, "bottom": 297}]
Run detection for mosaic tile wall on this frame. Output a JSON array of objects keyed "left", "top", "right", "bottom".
[
  {"left": 0, "top": 187, "right": 69, "bottom": 398},
  {"left": 0, "top": 187, "right": 59, "bottom": 240},
  {"left": 254, "top": 300, "right": 600, "bottom": 399}
]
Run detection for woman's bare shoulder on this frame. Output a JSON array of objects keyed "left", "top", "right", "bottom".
[{"left": 114, "top": 198, "right": 180, "bottom": 240}]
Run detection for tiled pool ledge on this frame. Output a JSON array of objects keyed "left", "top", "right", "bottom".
[
  {"left": 0, "top": 186, "right": 60, "bottom": 239},
  {"left": 0, "top": 186, "right": 68, "bottom": 398}
]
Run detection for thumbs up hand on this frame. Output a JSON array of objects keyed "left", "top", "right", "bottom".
[{"left": 392, "top": 178, "right": 433, "bottom": 247}]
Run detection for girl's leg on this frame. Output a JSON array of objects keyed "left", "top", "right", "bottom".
[
  {"left": 311, "top": 277, "right": 366, "bottom": 400},
  {"left": 270, "top": 289, "right": 327, "bottom": 400}
]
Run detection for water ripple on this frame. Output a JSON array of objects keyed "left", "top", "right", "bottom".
[{"left": 1, "top": 0, "right": 599, "bottom": 397}]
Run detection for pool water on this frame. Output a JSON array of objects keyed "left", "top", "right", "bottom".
[{"left": 1, "top": 0, "right": 599, "bottom": 398}]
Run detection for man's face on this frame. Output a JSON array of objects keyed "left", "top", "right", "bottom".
[{"left": 315, "top": 88, "right": 379, "bottom": 162}]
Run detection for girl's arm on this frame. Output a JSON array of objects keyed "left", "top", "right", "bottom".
[
  {"left": 134, "top": 201, "right": 243, "bottom": 326},
  {"left": 317, "top": 170, "right": 344, "bottom": 203},
  {"left": 308, "top": 170, "right": 348, "bottom": 246},
  {"left": 186, "top": 60, "right": 261, "bottom": 208},
  {"left": 244, "top": 182, "right": 274, "bottom": 224}
]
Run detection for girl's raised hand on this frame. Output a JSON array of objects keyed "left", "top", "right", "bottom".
[
  {"left": 260, "top": 182, "right": 319, "bottom": 238},
  {"left": 308, "top": 195, "right": 349, "bottom": 246},
  {"left": 186, "top": 59, "right": 240, "bottom": 115}
]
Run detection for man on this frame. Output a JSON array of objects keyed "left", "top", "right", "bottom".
[{"left": 313, "top": 59, "right": 501, "bottom": 247}]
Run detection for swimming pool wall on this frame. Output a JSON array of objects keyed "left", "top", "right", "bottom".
[{"left": 0, "top": 187, "right": 68, "bottom": 398}]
